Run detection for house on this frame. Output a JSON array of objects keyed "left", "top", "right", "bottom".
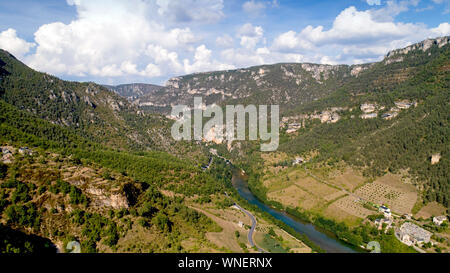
[
  {"left": 237, "top": 221, "right": 244, "bottom": 228},
  {"left": 2, "top": 148, "right": 11, "bottom": 155},
  {"left": 398, "top": 222, "right": 431, "bottom": 246},
  {"left": 379, "top": 206, "right": 391, "bottom": 218},
  {"left": 433, "top": 216, "right": 447, "bottom": 226},
  {"left": 375, "top": 218, "right": 393, "bottom": 231}
]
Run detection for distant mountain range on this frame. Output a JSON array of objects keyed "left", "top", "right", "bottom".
[
  {"left": 104, "top": 83, "right": 163, "bottom": 101},
  {"left": 127, "top": 37, "right": 449, "bottom": 117}
]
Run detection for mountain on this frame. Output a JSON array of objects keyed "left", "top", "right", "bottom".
[
  {"left": 0, "top": 49, "right": 205, "bottom": 157},
  {"left": 218, "top": 37, "right": 448, "bottom": 208},
  {"left": 134, "top": 37, "right": 449, "bottom": 118},
  {"left": 0, "top": 36, "right": 448, "bottom": 253},
  {"left": 0, "top": 50, "right": 236, "bottom": 253},
  {"left": 132, "top": 36, "right": 449, "bottom": 208},
  {"left": 104, "top": 83, "right": 163, "bottom": 101},
  {"left": 135, "top": 63, "right": 360, "bottom": 114}
]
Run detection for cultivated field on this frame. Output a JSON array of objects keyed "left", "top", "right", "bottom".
[
  {"left": 329, "top": 195, "right": 374, "bottom": 219},
  {"left": 354, "top": 174, "right": 418, "bottom": 215},
  {"left": 328, "top": 168, "right": 367, "bottom": 192},
  {"left": 262, "top": 163, "right": 420, "bottom": 226},
  {"left": 415, "top": 202, "right": 447, "bottom": 219}
]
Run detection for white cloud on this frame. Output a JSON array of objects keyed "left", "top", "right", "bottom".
[
  {"left": 184, "top": 45, "right": 234, "bottom": 74},
  {"left": 156, "top": 0, "right": 224, "bottom": 23},
  {"left": 271, "top": 5, "right": 450, "bottom": 64},
  {"left": 19, "top": 0, "right": 228, "bottom": 81},
  {"left": 0, "top": 28, "right": 35, "bottom": 58},
  {"left": 1, "top": 0, "right": 449, "bottom": 83},
  {"left": 237, "top": 23, "right": 265, "bottom": 49},
  {"left": 366, "top": 0, "right": 381, "bottom": 5},
  {"left": 216, "top": 34, "right": 234, "bottom": 48},
  {"left": 431, "top": 22, "right": 450, "bottom": 36},
  {"left": 242, "top": 1, "right": 266, "bottom": 16}
]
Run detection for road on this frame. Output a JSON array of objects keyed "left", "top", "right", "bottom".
[
  {"left": 201, "top": 156, "right": 214, "bottom": 170},
  {"left": 233, "top": 203, "right": 267, "bottom": 253}
]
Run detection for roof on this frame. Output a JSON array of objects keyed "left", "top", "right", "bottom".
[
  {"left": 434, "top": 216, "right": 447, "bottom": 221},
  {"left": 400, "top": 222, "right": 431, "bottom": 241}
]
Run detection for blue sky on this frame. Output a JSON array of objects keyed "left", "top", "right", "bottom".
[{"left": 0, "top": 0, "right": 448, "bottom": 85}]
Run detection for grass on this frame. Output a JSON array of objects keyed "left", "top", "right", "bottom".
[{"left": 257, "top": 233, "right": 287, "bottom": 253}]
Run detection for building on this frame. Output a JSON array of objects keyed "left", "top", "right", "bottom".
[
  {"left": 375, "top": 218, "right": 393, "bottom": 231},
  {"left": 398, "top": 222, "right": 431, "bottom": 246},
  {"left": 433, "top": 216, "right": 447, "bottom": 226},
  {"left": 379, "top": 206, "right": 391, "bottom": 218}
]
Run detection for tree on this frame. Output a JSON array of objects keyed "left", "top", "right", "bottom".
[{"left": 0, "top": 162, "right": 7, "bottom": 179}]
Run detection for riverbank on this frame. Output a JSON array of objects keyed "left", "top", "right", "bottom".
[{"left": 231, "top": 169, "right": 359, "bottom": 253}]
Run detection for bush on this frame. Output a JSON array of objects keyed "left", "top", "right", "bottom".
[{"left": 152, "top": 212, "right": 171, "bottom": 232}]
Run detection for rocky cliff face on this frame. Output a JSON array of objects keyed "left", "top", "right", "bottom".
[
  {"left": 128, "top": 36, "right": 448, "bottom": 115},
  {"left": 136, "top": 63, "right": 356, "bottom": 114},
  {"left": 133, "top": 37, "right": 448, "bottom": 116},
  {"left": 386, "top": 37, "right": 449, "bottom": 58}
]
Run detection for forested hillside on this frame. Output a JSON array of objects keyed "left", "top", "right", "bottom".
[
  {"left": 0, "top": 50, "right": 231, "bottom": 253},
  {"left": 278, "top": 39, "right": 449, "bottom": 207}
]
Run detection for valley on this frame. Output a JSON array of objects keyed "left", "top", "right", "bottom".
[{"left": 0, "top": 36, "right": 448, "bottom": 253}]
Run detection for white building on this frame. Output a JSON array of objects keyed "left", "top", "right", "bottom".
[
  {"left": 433, "top": 216, "right": 447, "bottom": 226},
  {"left": 379, "top": 206, "right": 391, "bottom": 218}
]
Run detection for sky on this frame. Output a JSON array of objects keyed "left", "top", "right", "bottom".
[{"left": 0, "top": 0, "right": 449, "bottom": 85}]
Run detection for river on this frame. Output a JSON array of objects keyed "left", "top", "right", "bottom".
[{"left": 232, "top": 169, "right": 358, "bottom": 253}]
